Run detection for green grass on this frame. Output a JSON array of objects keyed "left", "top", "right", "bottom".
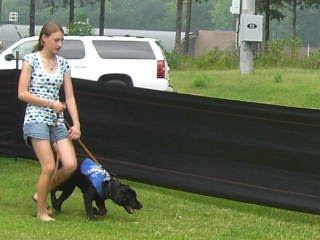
[
  {"left": 1, "top": 157, "right": 320, "bottom": 239},
  {"left": 171, "top": 68, "right": 320, "bottom": 109},
  {"left": 3, "top": 68, "right": 320, "bottom": 239}
]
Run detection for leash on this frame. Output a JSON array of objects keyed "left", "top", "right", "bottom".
[
  {"left": 52, "top": 114, "right": 61, "bottom": 180},
  {"left": 64, "top": 120, "right": 101, "bottom": 166}
]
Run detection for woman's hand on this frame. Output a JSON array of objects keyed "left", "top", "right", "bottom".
[
  {"left": 68, "top": 124, "right": 81, "bottom": 140},
  {"left": 51, "top": 101, "right": 66, "bottom": 114}
]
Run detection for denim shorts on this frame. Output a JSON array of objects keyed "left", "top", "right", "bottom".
[{"left": 23, "top": 122, "right": 69, "bottom": 146}]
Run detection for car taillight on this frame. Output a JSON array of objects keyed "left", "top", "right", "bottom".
[{"left": 157, "top": 60, "right": 165, "bottom": 78}]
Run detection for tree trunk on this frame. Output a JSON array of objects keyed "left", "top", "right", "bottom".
[
  {"left": 264, "top": 0, "right": 270, "bottom": 44},
  {"left": 29, "top": 0, "right": 35, "bottom": 36},
  {"left": 99, "top": 0, "right": 106, "bottom": 36},
  {"left": 174, "top": 0, "right": 183, "bottom": 53},
  {"left": 291, "top": 0, "right": 297, "bottom": 58},
  {"left": 0, "top": 0, "right": 2, "bottom": 22},
  {"left": 69, "top": 0, "right": 75, "bottom": 25},
  {"left": 184, "top": 0, "right": 192, "bottom": 55},
  {"left": 292, "top": 0, "right": 297, "bottom": 40}
]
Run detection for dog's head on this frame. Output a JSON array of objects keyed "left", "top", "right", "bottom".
[{"left": 106, "top": 178, "right": 143, "bottom": 214}]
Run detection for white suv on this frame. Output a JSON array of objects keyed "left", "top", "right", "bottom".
[{"left": 0, "top": 35, "right": 172, "bottom": 91}]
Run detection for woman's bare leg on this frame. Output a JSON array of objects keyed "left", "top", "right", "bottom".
[
  {"left": 50, "top": 138, "right": 77, "bottom": 191},
  {"left": 31, "top": 138, "right": 56, "bottom": 222}
]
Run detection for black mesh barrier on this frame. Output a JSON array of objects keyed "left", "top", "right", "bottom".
[{"left": 2, "top": 69, "right": 320, "bottom": 214}]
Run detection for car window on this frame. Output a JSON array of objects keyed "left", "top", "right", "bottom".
[
  {"left": 59, "top": 40, "right": 85, "bottom": 59},
  {"left": 92, "top": 40, "right": 155, "bottom": 59},
  {"left": 12, "top": 40, "right": 37, "bottom": 59}
]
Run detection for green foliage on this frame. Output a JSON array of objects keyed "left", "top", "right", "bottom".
[
  {"left": 256, "top": 40, "right": 287, "bottom": 67},
  {"left": 193, "top": 48, "right": 238, "bottom": 70},
  {"left": 166, "top": 49, "right": 238, "bottom": 71},
  {"left": 210, "top": 0, "right": 235, "bottom": 31},
  {"left": 273, "top": 73, "right": 283, "bottom": 83},
  {"left": 256, "top": 0, "right": 286, "bottom": 21},
  {"left": 167, "top": 38, "right": 318, "bottom": 71},
  {"left": 191, "top": 74, "right": 209, "bottom": 89},
  {"left": 302, "top": 51, "right": 320, "bottom": 69},
  {"left": 289, "top": 37, "right": 302, "bottom": 59},
  {"left": 68, "top": 14, "right": 94, "bottom": 35},
  {"left": 255, "top": 38, "right": 320, "bottom": 69},
  {"left": 166, "top": 51, "right": 193, "bottom": 70},
  {"left": 1, "top": 0, "right": 215, "bottom": 31}
]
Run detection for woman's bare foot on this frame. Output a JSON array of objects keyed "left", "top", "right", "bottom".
[
  {"left": 32, "top": 193, "right": 53, "bottom": 216},
  {"left": 37, "top": 214, "right": 55, "bottom": 222}
]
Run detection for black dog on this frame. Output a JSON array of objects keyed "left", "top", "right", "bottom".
[{"left": 50, "top": 158, "right": 142, "bottom": 220}]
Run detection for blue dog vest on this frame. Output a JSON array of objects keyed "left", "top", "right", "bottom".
[{"left": 80, "top": 158, "right": 111, "bottom": 197}]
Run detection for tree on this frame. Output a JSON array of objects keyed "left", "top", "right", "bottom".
[
  {"left": 175, "top": 0, "right": 209, "bottom": 54},
  {"left": 183, "top": 0, "right": 192, "bottom": 54},
  {"left": 210, "top": 0, "right": 234, "bottom": 31},
  {"left": 29, "top": 0, "right": 35, "bottom": 36},
  {"left": 0, "top": 0, "right": 2, "bottom": 22},
  {"left": 68, "top": 13, "right": 94, "bottom": 35},
  {"left": 288, "top": 0, "right": 320, "bottom": 40},
  {"left": 256, "top": 0, "right": 286, "bottom": 44},
  {"left": 174, "top": 0, "right": 183, "bottom": 53},
  {"left": 44, "top": 0, "right": 108, "bottom": 36},
  {"left": 69, "top": 0, "right": 74, "bottom": 24},
  {"left": 99, "top": 0, "right": 105, "bottom": 35}
]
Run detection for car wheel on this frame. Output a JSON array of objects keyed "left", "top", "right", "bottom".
[{"left": 103, "top": 80, "right": 129, "bottom": 87}]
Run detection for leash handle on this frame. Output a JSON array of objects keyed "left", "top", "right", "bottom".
[{"left": 65, "top": 120, "right": 100, "bottom": 165}]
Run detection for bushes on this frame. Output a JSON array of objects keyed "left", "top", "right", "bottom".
[
  {"left": 166, "top": 48, "right": 238, "bottom": 70},
  {"left": 255, "top": 40, "right": 287, "bottom": 68},
  {"left": 302, "top": 51, "right": 320, "bottom": 69},
  {"left": 68, "top": 14, "right": 94, "bottom": 36},
  {"left": 167, "top": 38, "right": 320, "bottom": 71}
]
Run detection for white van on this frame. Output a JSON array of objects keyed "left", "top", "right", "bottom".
[{"left": 0, "top": 35, "right": 172, "bottom": 91}]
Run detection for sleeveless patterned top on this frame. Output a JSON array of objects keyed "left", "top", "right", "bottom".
[{"left": 23, "top": 52, "right": 71, "bottom": 126}]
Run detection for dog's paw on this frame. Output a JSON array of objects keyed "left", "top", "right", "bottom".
[
  {"left": 93, "top": 207, "right": 107, "bottom": 216},
  {"left": 96, "top": 209, "right": 107, "bottom": 216},
  {"left": 88, "top": 216, "right": 97, "bottom": 221},
  {"left": 92, "top": 207, "right": 99, "bottom": 215}
]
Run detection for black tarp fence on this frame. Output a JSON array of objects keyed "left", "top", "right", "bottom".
[{"left": 2, "top": 69, "right": 320, "bottom": 214}]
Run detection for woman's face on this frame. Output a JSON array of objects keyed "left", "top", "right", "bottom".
[{"left": 42, "top": 31, "right": 64, "bottom": 54}]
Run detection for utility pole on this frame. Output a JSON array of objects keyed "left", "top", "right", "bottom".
[
  {"left": 0, "top": 0, "right": 2, "bottom": 22},
  {"left": 240, "top": 0, "right": 255, "bottom": 74}
]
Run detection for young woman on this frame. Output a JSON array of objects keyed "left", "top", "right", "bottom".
[{"left": 18, "top": 22, "right": 81, "bottom": 222}]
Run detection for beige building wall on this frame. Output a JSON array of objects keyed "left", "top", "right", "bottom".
[{"left": 194, "top": 30, "right": 236, "bottom": 56}]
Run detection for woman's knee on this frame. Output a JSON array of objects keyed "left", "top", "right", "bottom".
[
  {"left": 41, "top": 163, "right": 56, "bottom": 175},
  {"left": 62, "top": 160, "right": 77, "bottom": 174}
]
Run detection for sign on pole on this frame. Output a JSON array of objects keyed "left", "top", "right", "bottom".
[{"left": 9, "top": 12, "right": 18, "bottom": 22}]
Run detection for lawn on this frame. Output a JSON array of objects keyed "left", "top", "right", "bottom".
[
  {"left": 1, "top": 157, "right": 320, "bottom": 240},
  {"left": 2, "top": 68, "right": 320, "bottom": 239},
  {"left": 171, "top": 68, "right": 320, "bottom": 109}
]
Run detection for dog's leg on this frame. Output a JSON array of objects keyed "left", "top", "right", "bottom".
[
  {"left": 51, "top": 185, "right": 76, "bottom": 212},
  {"left": 50, "top": 191, "right": 59, "bottom": 212},
  {"left": 95, "top": 198, "right": 107, "bottom": 216},
  {"left": 83, "top": 191, "right": 96, "bottom": 220}
]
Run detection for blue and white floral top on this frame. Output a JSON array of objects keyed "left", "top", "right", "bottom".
[{"left": 23, "top": 52, "right": 71, "bottom": 126}]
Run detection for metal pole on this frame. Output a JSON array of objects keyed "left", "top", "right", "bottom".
[{"left": 240, "top": 0, "right": 255, "bottom": 74}]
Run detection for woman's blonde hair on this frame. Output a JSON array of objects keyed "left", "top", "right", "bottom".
[{"left": 33, "top": 22, "right": 64, "bottom": 52}]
